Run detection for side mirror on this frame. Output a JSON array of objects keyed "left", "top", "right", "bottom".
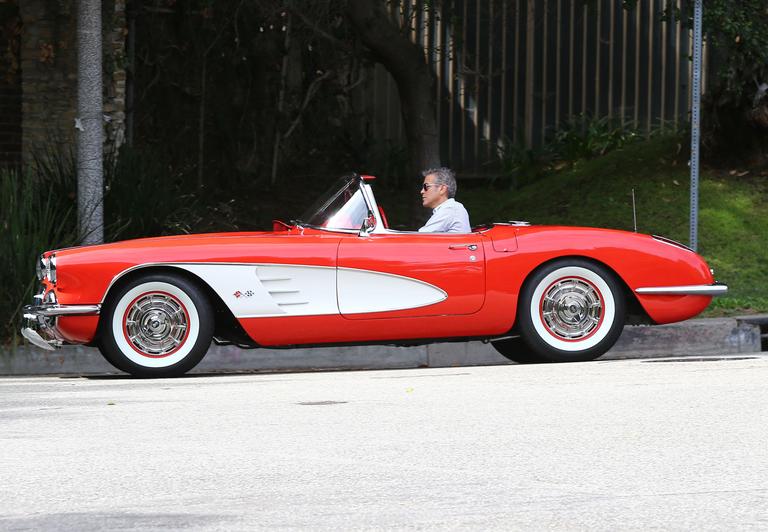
[{"left": 360, "top": 211, "right": 376, "bottom": 236}]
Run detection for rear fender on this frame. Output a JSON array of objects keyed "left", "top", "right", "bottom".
[{"left": 512, "top": 255, "right": 647, "bottom": 328}]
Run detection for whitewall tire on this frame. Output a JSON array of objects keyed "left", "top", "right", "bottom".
[
  {"left": 517, "top": 259, "right": 626, "bottom": 363},
  {"left": 98, "top": 273, "right": 214, "bottom": 377}
]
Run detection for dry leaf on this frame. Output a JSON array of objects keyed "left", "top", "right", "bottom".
[{"left": 38, "top": 42, "right": 55, "bottom": 64}]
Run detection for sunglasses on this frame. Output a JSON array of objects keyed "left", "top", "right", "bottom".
[{"left": 421, "top": 183, "right": 442, "bottom": 191}]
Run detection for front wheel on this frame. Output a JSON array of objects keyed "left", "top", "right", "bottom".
[
  {"left": 516, "top": 259, "right": 626, "bottom": 363},
  {"left": 98, "top": 273, "right": 214, "bottom": 377}
]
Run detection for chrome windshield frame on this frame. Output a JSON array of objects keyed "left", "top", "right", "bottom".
[{"left": 295, "top": 174, "right": 372, "bottom": 234}]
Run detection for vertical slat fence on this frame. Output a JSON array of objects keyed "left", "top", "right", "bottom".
[{"left": 362, "top": 0, "right": 702, "bottom": 174}]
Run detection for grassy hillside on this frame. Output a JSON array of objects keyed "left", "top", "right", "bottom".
[{"left": 456, "top": 135, "right": 768, "bottom": 314}]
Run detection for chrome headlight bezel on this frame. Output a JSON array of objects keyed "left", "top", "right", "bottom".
[
  {"left": 35, "top": 253, "right": 57, "bottom": 284},
  {"left": 36, "top": 255, "right": 47, "bottom": 281},
  {"left": 48, "top": 254, "right": 57, "bottom": 284}
]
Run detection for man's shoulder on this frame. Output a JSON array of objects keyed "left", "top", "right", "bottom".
[{"left": 449, "top": 198, "right": 468, "bottom": 211}]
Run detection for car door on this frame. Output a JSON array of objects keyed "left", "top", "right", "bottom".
[{"left": 337, "top": 232, "right": 486, "bottom": 319}]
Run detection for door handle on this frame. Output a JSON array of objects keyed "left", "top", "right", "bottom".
[{"left": 448, "top": 244, "right": 478, "bottom": 251}]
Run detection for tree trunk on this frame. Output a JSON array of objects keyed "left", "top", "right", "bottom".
[{"left": 347, "top": 0, "right": 440, "bottom": 224}]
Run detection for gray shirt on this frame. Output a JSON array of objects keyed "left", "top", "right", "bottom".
[{"left": 418, "top": 198, "right": 471, "bottom": 233}]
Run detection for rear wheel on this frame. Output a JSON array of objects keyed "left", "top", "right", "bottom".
[
  {"left": 98, "top": 273, "right": 214, "bottom": 377},
  {"left": 513, "top": 259, "right": 626, "bottom": 363}
]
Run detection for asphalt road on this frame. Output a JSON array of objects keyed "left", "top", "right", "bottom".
[{"left": 2, "top": 355, "right": 768, "bottom": 531}]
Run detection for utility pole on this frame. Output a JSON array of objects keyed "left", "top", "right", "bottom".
[
  {"left": 689, "top": 0, "right": 703, "bottom": 251},
  {"left": 76, "top": 0, "right": 104, "bottom": 245}
]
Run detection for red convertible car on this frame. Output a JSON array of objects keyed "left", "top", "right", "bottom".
[{"left": 23, "top": 173, "right": 727, "bottom": 377}]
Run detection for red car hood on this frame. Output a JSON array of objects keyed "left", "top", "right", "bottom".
[{"left": 53, "top": 230, "right": 276, "bottom": 254}]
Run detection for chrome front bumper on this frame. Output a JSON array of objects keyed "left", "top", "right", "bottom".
[
  {"left": 21, "top": 304, "right": 101, "bottom": 351},
  {"left": 634, "top": 282, "right": 728, "bottom": 297}
]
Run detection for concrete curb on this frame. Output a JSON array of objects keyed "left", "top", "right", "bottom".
[{"left": 1, "top": 316, "right": 765, "bottom": 376}]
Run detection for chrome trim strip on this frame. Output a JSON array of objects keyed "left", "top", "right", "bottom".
[
  {"left": 23, "top": 304, "right": 101, "bottom": 317},
  {"left": 651, "top": 235, "right": 694, "bottom": 253},
  {"left": 360, "top": 181, "right": 385, "bottom": 234},
  {"left": 635, "top": 283, "right": 728, "bottom": 296},
  {"left": 103, "top": 262, "right": 340, "bottom": 305}
]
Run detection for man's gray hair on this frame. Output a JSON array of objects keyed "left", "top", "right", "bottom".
[{"left": 422, "top": 167, "right": 457, "bottom": 198}]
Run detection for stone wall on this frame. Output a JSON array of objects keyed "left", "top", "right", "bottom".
[
  {"left": 0, "top": 0, "right": 21, "bottom": 167},
  {"left": 0, "top": 83, "right": 21, "bottom": 166},
  {"left": 18, "top": 0, "right": 125, "bottom": 165},
  {"left": 105, "top": 0, "right": 126, "bottom": 148}
]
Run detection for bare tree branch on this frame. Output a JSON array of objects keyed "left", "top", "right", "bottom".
[
  {"left": 283, "top": 70, "right": 334, "bottom": 140},
  {"left": 289, "top": 6, "right": 352, "bottom": 51}
]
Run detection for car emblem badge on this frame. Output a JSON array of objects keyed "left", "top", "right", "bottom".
[{"left": 233, "top": 290, "right": 254, "bottom": 299}]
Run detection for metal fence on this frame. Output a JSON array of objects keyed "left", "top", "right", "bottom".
[{"left": 361, "top": 0, "right": 708, "bottom": 172}]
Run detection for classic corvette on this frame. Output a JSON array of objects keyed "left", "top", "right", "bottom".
[{"left": 22, "top": 173, "right": 727, "bottom": 377}]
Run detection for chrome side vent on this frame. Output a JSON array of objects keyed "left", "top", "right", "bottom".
[{"left": 255, "top": 268, "right": 310, "bottom": 307}]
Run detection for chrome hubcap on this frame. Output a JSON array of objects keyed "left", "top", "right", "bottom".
[
  {"left": 541, "top": 278, "right": 602, "bottom": 340},
  {"left": 124, "top": 293, "right": 188, "bottom": 355}
]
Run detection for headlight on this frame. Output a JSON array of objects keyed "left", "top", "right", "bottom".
[
  {"left": 36, "top": 255, "right": 47, "bottom": 281},
  {"left": 36, "top": 253, "right": 57, "bottom": 284},
  {"left": 48, "top": 254, "right": 56, "bottom": 283}
]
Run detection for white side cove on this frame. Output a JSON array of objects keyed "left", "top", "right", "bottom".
[
  {"left": 176, "top": 264, "right": 338, "bottom": 318},
  {"left": 337, "top": 267, "right": 447, "bottom": 314},
  {"left": 172, "top": 263, "right": 446, "bottom": 318}
]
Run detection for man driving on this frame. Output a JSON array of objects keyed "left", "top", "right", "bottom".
[{"left": 418, "top": 167, "right": 471, "bottom": 233}]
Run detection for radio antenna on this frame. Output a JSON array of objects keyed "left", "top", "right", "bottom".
[{"left": 632, "top": 188, "right": 637, "bottom": 232}]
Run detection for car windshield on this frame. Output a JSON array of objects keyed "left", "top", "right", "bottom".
[{"left": 296, "top": 174, "right": 370, "bottom": 231}]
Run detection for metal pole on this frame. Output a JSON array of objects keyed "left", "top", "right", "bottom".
[
  {"left": 689, "top": 0, "right": 703, "bottom": 251},
  {"left": 76, "top": 0, "right": 104, "bottom": 245}
]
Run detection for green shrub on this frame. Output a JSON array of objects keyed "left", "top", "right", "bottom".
[
  {"left": 493, "top": 115, "right": 644, "bottom": 190},
  {"left": 105, "top": 146, "right": 199, "bottom": 240},
  {"left": 0, "top": 166, "right": 77, "bottom": 345},
  {"left": 0, "top": 145, "right": 205, "bottom": 346},
  {"left": 31, "top": 144, "right": 200, "bottom": 241},
  {"left": 494, "top": 138, "right": 551, "bottom": 189},
  {"left": 551, "top": 114, "right": 642, "bottom": 163}
]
